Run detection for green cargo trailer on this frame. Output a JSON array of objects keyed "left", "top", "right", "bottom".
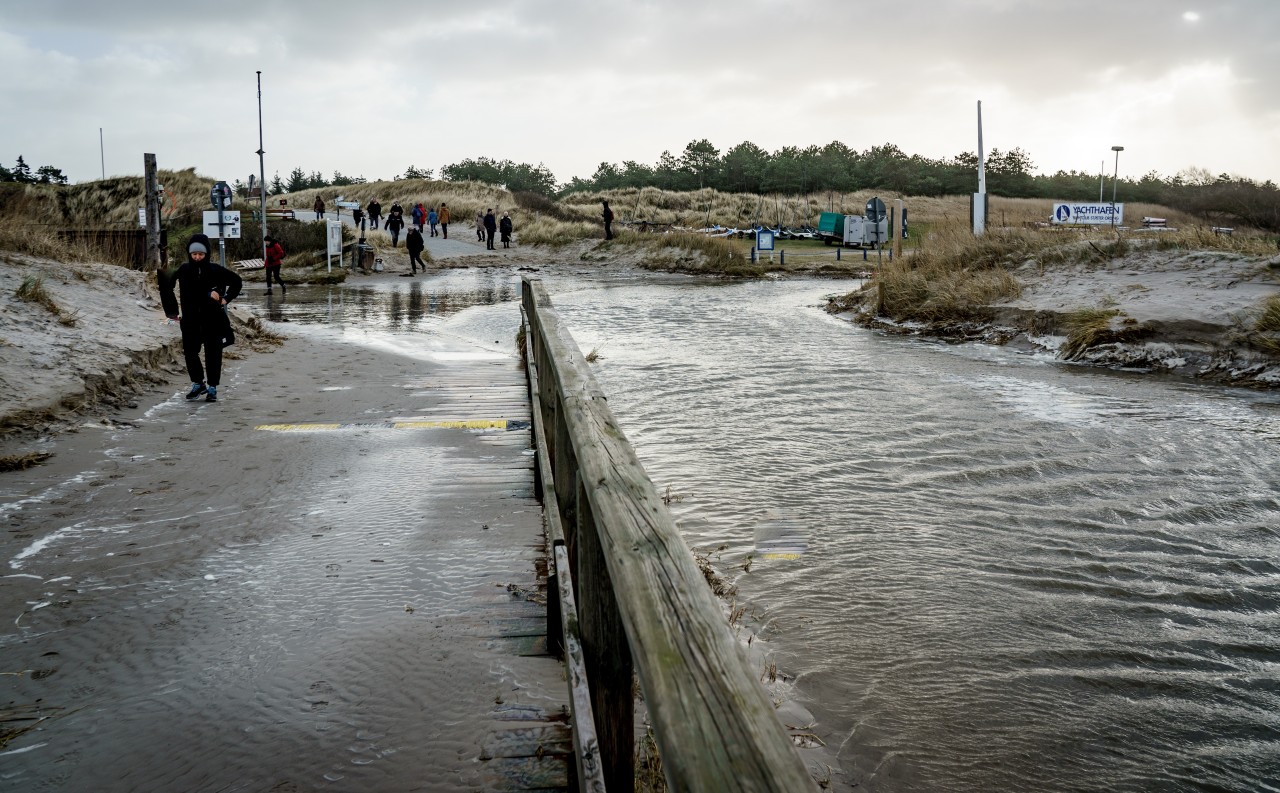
[{"left": 817, "top": 212, "right": 844, "bottom": 244}]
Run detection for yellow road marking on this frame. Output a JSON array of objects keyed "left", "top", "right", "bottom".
[{"left": 255, "top": 419, "right": 517, "bottom": 432}]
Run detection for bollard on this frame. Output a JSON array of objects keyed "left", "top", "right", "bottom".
[
  {"left": 836, "top": 247, "right": 841, "bottom": 261},
  {"left": 780, "top": 250, "right": 785, "bottom": 265},
  {"left": 750, "top": 246, "right": 756, "bottom": 264},
  {"left": 863, "top": 248, "right": 868, "bottom": 261}
]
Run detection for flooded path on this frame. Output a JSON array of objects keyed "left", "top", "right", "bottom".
[
  {"left": 0, "top": 272, "right": 563, "bottom": 792},
  {"left": 5, "top": 267, "right": 1279, "bottom": 792}
]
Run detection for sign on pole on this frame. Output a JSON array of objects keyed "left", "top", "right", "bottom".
[
  {"left": 327, "top": 221, "right": 343, "bottom": 255},
  {"left": 203, "top": 210, "right": 242, "bottom": 239},
  {"left": 1051, "top": 203, "right": 1124, "bottom": 226},
  {"left": 326, "top": 220, "right": 343, "bottom": 274},
  {"left": 138, "top": 208, "right": 146, "bottom": 227}
]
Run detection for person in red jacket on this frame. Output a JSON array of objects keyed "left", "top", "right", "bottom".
[{"left": 264, "top": 235, "right": 286, "bottom": 295}]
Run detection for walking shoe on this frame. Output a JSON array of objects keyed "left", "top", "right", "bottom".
[
  {"left": 205, "top": 386, "right": 218, "bottom": 402},
  {"left": 185, "top": 383, "right": 207, "bottom": 400}
]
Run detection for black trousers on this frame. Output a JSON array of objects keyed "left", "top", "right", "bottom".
[
  {"left": 409, "top": 252, "right": 425, "bottom": 271},
  {"left": 265, "top": 266, "right": 285, "bottom": 291},
  {"left": 181, "top": 329, "right": 223, "bottom": 387},
  {"left": 604, "top": 220, "right": 613, "bottom": 240},
  {"left": 486, "top": 230, "right": 495, "bottom": 249}
]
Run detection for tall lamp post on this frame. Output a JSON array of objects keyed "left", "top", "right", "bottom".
[
  {"left": 256, "top": 71, "right": 267, "bottom": 265},
  {"left": 1110, "top": 145, "right": 1124, "bottom": 229}
]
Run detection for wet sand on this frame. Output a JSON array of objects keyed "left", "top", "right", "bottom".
[{"left": 0, "top": 306, "right": 567, "bottom": 791}]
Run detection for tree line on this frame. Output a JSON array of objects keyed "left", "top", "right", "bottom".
[
  {"left": 1, "top": 155, "right": 69, "bottom": 185},
  {"left": 563, "top": 139, "right": 1280, "bottom": 232}
]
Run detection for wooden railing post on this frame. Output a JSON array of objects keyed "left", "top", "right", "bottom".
[
  {"left": 521, "top": 277, "right": 818, "bottom": 793},
  {"left": 575, "top": 474, "right": 634, "bottom": 790}
]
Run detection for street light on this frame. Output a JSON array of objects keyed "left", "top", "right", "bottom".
[{"left": 1110, "top": 145, "right": 1124, "bottom": 229}]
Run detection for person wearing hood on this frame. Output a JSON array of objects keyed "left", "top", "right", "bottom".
[
  {"left": 405, "top": 226, "right": 426, "bottom": 274},
  {"left": 313, "top": 195, "right": 325, "bottom": 221},
  {"left": 263, "top": 235, "right": 286, "bottom": 295},
  {"left": 499, "top": 212, "right": 513, "bottom": 248},
  {"left": 159, "top": 234, "right": 243, "bottom": 403}
]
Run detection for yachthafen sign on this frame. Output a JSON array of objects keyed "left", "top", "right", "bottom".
[{"left": 1052, "top": 202, "right": 1124, "bottom": 226}]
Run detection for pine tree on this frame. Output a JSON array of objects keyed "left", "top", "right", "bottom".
[
  {"left": 269, "top": 172, "right": 284, "bottom": 195},
  {"left": 13, "top": 156, "right": 33, "bottom": 183}
]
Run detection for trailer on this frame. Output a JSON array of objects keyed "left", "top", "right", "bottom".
[{"left": 817, "top": 211, "right": 887, "bottom": 248}]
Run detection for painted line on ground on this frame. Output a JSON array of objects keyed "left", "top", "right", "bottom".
[{"left": 255, "top": 419, "right": 530, "bottom": 432}]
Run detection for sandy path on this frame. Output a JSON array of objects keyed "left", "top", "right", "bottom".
[{"left": 0, "top": 297, "right": 568, "bottom": 791}]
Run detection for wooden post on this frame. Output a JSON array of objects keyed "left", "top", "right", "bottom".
[
  {"left": 894, "top": 199, "right": 904, "bottom": 259},
  {"left": 575, "top": 475, "right": 634, "bottom": 790},
  {"left": 144, "top": 153, "right": 162, "bottom": 271}
]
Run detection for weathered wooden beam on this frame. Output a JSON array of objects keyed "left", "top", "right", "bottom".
[{"left": 522, "top": 278, "right": 817, "bottom": 792}]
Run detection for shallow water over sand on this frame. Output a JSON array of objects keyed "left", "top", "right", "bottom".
[
  {"left": 530, "top": 276, "right": 1280, "bottom": 792},
  {"left": 5, "top": 270, "right": 1278, "bottom": 791}
]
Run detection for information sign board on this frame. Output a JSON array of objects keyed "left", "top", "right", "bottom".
[
  {"left": 327, "top": 221, "right": 344, "bottom": 255},
  {"left": 1052, "top": 202, "right": 1124, "bottom": 226},
  {"left": 756, "top": 230, "right": 775, "bottom": 251},
  {"left": 202, "top": 210, "right": 241, "bottom": 239}
]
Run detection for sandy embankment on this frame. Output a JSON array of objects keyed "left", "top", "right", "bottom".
[
  {"left": 0, "top": 253, "right": 273, "bottom": 446},
  {"left": 845, "top": 249, "right": 1280, "bottom": 387}
]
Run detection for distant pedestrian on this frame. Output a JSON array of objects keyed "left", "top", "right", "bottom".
[
  {"left": 411, "top": 203, "right": 424, "bottom": 231},
  {"left": 602, "top": 200, "right": 614, "bottom": 240},
  {"left": 385, "top": 210, "right": 404, "bottom": 247},
  {"left": 439, "top": 203, "right": 450, "bottom": 239},
  {"left": 352, "top": 207, "right": 364, "bottom": 230},
  {"left": 313, "top": 195, "right": 325, "bottom": 221},
  {"left": 499, "top": 212, "right": 513, "bottom": 248},
  {"left": 427, "top": 206, "right": 438, "bottom": 237},
  {"left": 263, "top": 235, "right": 286, "bottom": 295},
  {"left": 475, "top": 209, "right": 485, "bottom": 242},
  {"left": 389, "top": 201, "right": 403, "bottom": 219},
  {"left": 406, "top": 227, "right": 426, "bottom": 274},
  {"left": 159, "top": 233, "right": 243, "bottom": 404},
  {"left": 483, "top": 208, "right": 497, "bottom": 250},
  {"left": 367, "top": 198, "right": 382, "bottom": 229}
]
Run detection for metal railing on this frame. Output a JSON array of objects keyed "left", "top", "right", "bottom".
[{"left": 521, "top": 277, "right": 817, "bottom": 793}]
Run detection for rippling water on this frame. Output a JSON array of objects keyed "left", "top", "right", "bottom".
[{"left": 531, "top": 276, "right": 1280, "bottom": 792}]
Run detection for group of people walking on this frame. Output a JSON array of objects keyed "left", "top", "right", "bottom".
[
  {"left": 363, "top": 199, "right": 452, "bottom": 244},
  {"left": 475, "top": 208, "right": 514, "bottom": 249}
]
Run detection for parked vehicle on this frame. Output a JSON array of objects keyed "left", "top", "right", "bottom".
[{"left": 817, "top": 211, "right": 887, "bottom": 248}]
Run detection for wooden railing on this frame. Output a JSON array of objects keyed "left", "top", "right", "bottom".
[{"left": 520, "top": 278, "right": 817, "bottom": 793}]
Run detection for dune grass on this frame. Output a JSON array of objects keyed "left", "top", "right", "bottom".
[{"left": 15, "top": 275, "right": 60, "bottom": 315}]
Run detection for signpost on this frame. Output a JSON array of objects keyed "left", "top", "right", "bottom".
[
  {"left": 756, "top": 229, "right": 775, "bottom": 263},
  {"left": 326, "top": 220, "right": 343, "bottom": 274},
  {"left": 866, "top": 197, "right": 886, "bottom": 263},
  {"left": 209, "top": 181, "right": 235, "bottom": 265},
  {"left": 1051, "top": 203, "right": 1124, "bottom": 226},
  {"left": 203, "top": 210, "right": 242, "bottom": 239}
]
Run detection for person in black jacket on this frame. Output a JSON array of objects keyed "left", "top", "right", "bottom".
[
  {"left": 499, "top": 212, "right": 513, "bottom": 248},
  {"left": 366, "top": 199, "right": 382, "bottom": 229},
  {"left": 405, "top": 227, "right": 426, "bottom": 274},
  {"left": 159, "top": 233, "right": 243, "bottom": 403},
  {"left": 602, "top": 200, "right": 614, "bottom": 240},
  {"left": 385, "top": 209, "right": 404, "bottom": 247},
  {"left": 483, "top": 208, "right": 497, "bottom": 250}
]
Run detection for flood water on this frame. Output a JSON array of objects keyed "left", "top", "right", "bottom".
[
  {"left": 519, "top": 275, "right": 1280, "bottom": 792},
  {"left": 6, "top": 269, "right": 1278, "bottom": 791}
]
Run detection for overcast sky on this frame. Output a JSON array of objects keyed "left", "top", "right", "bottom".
[{"left": 3, "top": 1, "right": 1278, "bottom": 189}]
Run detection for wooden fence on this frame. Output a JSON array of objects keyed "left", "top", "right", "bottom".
[
  {"left": 55, "top": 228, "right": 167, "bottom": 269},
  {"left": 520, "top": 277, "right": 818, "bottom": 792}
]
